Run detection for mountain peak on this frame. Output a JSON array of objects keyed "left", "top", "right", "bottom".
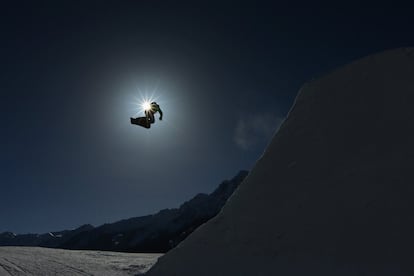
[{"left": 0, "top": 171, "right": 248, "bottom": 253}]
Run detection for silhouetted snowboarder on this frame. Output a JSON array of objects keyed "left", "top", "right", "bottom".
[{"left": 130, "top": 102, "right": 163, "bottom": 128}]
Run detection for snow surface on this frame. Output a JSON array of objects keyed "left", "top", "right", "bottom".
[
  {"left": 0, "top": 247, "right": 161, "bottom": 275},
  {"left": 146, "top": 48, "right": 414, "bottom": 275}
]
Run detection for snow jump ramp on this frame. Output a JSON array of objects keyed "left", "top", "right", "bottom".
[{"left": 147, "top": 48, "right": 414, "bottom": 276}]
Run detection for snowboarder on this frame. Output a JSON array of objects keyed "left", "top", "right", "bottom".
[{"left": 130, "top": 102, "right": 163, "bottom": 128}]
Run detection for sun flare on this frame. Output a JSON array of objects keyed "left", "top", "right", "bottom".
[
  {"left": 131, "top": 85, "right": 161, "bottom": 118},
  {"left": 142, "top": 101, "right": 151, "bottom": 111}
]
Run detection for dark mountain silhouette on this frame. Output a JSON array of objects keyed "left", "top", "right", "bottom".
[
  {"left": 0, "top": 170, "right": 248, "bottom": 253},
  {"left": 0, "top": 224, "right": 94, "bottom": 247}
]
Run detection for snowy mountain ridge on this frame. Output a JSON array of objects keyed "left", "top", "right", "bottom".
[{"left": 0, "top": 170, "right": 248, "bottom": 253}]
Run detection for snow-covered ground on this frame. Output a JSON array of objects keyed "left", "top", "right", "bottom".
[{"left": 0, "top": 247, "right": 162, "bottom": 275}]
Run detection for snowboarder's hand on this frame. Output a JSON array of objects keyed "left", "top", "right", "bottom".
[{"left": 159, "top": 117, "right": 163, "bottom": 121}]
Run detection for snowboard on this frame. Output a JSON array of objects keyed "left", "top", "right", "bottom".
[{"left": 130, "top": 117, "right": 150, "bottom": 128}]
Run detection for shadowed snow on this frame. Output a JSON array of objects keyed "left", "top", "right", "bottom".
[{"left": 146, "top": 48, "right": 414, "bottom": 276}]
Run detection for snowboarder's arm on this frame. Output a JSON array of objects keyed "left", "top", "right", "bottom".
[{"left": 158, "top": 107, "right": 163, "bottom": 120}]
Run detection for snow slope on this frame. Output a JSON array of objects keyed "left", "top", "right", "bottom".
[
  {"left": 0, "top": 247, "right": 161, "bottom": 275},
  {"left": 146, "top": 48, "right": 414, "bottom": 275}
]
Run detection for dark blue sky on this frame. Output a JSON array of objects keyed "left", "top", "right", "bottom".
[{"left": 1, "top": 1, "right": 413, "bottom": 233}]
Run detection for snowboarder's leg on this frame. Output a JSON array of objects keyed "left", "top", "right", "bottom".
[
  {"left": 146, "top": 111, "right": 155, "bottom": 124},
  {"left": 131, "top": 117, "right": 151, "bottom": 128}
]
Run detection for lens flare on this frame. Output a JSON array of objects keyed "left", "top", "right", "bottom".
[
  {"left": 130, "top": 84, "right": 161, "bottom": 118},
  {"left": 142, "top": 101, "right": 151, "bottom": 111}
]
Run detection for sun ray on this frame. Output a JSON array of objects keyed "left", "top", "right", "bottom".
[{"left": 131, "top": 82, "right": 163, "bottom": 120}]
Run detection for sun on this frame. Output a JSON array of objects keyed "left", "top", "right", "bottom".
[
  {"left": 130, "top": 84, "right": 161, "bottom": 118},
  {"left": 142, "top": 101, "right": 151, "bottom": 111}
]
